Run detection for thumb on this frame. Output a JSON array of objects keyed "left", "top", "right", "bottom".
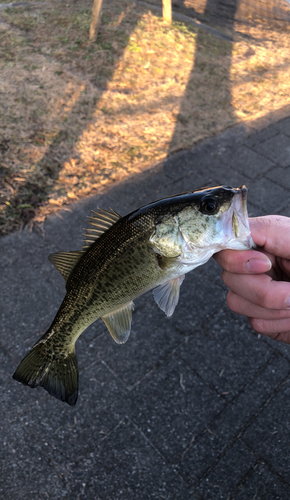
[{"left": 250, "top": 216, "right": 290, "bottom": 259}]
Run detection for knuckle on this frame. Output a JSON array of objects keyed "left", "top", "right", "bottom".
[
  {"left": 258, "top": 287, "right": 273, "bottom": 309},
  {"left": 216, "top": 250, "right": 239, "bottom": 273},
  {"left": 221, "top": 270, "right": 230, "bottom": 286},
  {"left": 249, "top": 317, "right": 265, "bottom": 333},
  {"left": 226, "top": 290, "right": 238, "bottom": 312},
  {"left": 273, "top": 331, "right": 290, "bottom": 344}
]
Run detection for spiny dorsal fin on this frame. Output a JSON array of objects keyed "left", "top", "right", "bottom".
[
  {"left": 83, "top": 207, "right": 121, "bottom": 249},
  {"left": 48, "top": 250, "right": 84, "bottom": 282}
]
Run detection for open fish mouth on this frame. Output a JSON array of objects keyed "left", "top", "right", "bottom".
[
  {"left": 232, "top": 186, "right": 249, "bottom": 234},
  {"left": 224, "top": 185, "right": 254, "bottom": 249}
]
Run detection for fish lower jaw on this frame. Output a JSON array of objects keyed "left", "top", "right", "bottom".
[
  {"left": 177, "top": 247, "right": 217, "bottom": 268},
  {"left": 221, "top": 234, "right": 254, "bottom": 251}
]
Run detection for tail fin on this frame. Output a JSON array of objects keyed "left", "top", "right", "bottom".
[{"left": 13, "top": 340, "right": 79, "bottom": 406}]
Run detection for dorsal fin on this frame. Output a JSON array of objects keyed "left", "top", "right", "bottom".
[
  {"left": 48, "top": 250, "right": 84, "bottom": 282},
  {"left": 83, "top": 207, "right": 121, "bottom": 249}
]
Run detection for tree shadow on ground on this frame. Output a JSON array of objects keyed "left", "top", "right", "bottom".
[
  {"left": 167, "top": 0, "right": 290, "bottom": 164},
  {"left": 168, "top": 0, "right": 239, "bottom": 159},
  {"left": 1, "top": 1, "right": 146, "bottom": 232},
  {"left": 2, "top": 0, "right": 290, "bottom": 233}
]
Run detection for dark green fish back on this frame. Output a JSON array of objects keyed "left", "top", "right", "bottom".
[{"left": 66, "top": 209, "right": 156, "bottom": 291}]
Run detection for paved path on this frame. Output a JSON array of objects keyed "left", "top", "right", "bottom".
[{"left": 1, "top": 107, "right": 290, "bottom": 499}]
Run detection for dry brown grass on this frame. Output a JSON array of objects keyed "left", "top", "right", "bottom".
[{"left": 0, "top": 0, "right": 290, "bottom": 234}]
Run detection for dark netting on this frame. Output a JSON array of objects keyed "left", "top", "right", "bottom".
[{"left": 169, "top": 0, "right": 290, "bottom": 28}]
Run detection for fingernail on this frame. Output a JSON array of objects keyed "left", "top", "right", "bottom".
[
  {"left": 286, "top": 296, "right": 290, "bottom": 309},
  {"left": 245, "top": 258, "right": 272, "bottom": 273}
]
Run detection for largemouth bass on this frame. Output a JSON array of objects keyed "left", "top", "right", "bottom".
[{"left": 13, "top": 185, "right": 254, "bottom": 406}]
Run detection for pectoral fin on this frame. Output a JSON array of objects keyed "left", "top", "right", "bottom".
[
  {"left": 153, "top": 275, "right": 185, "bottom": 317},
  {"left": 102, "top": 302, "right": 135, "bottom": 344}
]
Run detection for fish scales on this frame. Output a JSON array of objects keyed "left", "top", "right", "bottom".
[{"left": 13, "top": 185, "right": 254, "bottom": 406}]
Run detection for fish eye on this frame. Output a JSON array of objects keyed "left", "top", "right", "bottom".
[{"left": 199, "top": 196, "right": 219, "bottom": 215}]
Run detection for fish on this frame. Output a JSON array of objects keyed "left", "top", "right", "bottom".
[{"left": 13, "top": 185, "right": 254, "bottom": 406}]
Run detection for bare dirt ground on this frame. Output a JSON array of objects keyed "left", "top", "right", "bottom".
[{"left": 0, "top": 0, "right": 290, "bottom": 234}]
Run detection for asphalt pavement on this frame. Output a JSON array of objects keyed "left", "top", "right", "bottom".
[{"left": 1, "top": 106, "right": 290, "bottom": 499}]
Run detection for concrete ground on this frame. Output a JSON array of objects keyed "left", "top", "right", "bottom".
[{"left": 1, "top": 107, "right": 290, "bottom": 499}]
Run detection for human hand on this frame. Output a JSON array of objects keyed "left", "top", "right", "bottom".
[{"left": 214, "top": 216, "right": 290, "bottom": 343}]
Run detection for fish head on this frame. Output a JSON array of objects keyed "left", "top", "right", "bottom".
[
  {"left": 177, "top": 184, "right": 254, "bottom": 251},
  {"left": 149, "top": 185, "right": 254, "bottom": 262}
]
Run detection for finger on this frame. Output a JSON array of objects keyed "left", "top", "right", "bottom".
[
  {"left": 250, "top": 216, "right": 290, "bottom": 259},
  {"left": 278, "top": 257, "right": 290, "bottom": 280},
  {"left": 214, "top": 249, "right": 272, "bottom": 274},
  {"left": 222, "top": 271, "right": 290, "bottom": 310},
  {"left": 227, "top": 290, "right": 290, "bottom": 320},
  {"left": 249, "top": 317, "right": 290, "bottom": 340},
  {"left": 265, "top": 330, "right": 290, "bottom": 343}
]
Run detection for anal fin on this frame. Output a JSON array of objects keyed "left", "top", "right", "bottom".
[
  {"left": 102, "top": 302, "right": 134, "bottom": 344},
  {"left": 153, "top": 275, "right": 185, "bottom": 317}
]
